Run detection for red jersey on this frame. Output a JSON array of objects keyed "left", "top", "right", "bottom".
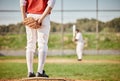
[{"left": 26, "top": 0, "right": 48, "bottom": 14}]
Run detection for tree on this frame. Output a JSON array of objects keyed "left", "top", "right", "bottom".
[{"left": 105, "top": 17, "right": 120, "bottom": 32}]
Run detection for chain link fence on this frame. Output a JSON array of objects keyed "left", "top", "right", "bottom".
[{"left": 0, "top": 0, "right": 120, "bottom": 55}]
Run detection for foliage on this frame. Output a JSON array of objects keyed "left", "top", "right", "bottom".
[
  {"left": 0, "top": 34, "right": 26, "bottom": 49},
  {"left": 76, "top": 18, "right": 104, "bottom": 32},
  {"left": 0, "top": 17, "right": 120, "bottom": 35},
  {"left": 0, "top": 17, "right": 120, "bottom": 50},
  {"left": 0, "top": 23, "right": 25, "bottom": 35},
  {"left": 105, "top": 17, "right": 120, "bottom": 32},
  {"left": 0, "top": 33, "right": 120, "bottom": 50}
]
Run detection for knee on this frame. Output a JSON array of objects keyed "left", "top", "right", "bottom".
[
  {"left": 26, "top": 42, "right": 36, "bottom": 53},
  {"left": 38, "top": 43, "right": 48, "bottom": 53}
]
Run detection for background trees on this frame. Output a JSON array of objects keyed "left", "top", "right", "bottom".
[{"left": 0, "top": 17, "right": 120, "bottom": 35}]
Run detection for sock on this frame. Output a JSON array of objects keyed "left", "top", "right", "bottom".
[
  {"left": 37, "top": 48, "right": 47, "bottom": 74},
  {"left": 26, "top": 51, "right": 34, "bottom": 73}
]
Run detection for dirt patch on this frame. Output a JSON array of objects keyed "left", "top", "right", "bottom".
[
  {"left": 0, "top": 77, "right": 99, "bottom": 81},
  {"left": 0, "top": 58, "right": 119, "bottom": 64}
]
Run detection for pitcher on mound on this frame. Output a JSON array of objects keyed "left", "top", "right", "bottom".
[{"left": 20, "top": 0, "right": 55, "bottom": 78}]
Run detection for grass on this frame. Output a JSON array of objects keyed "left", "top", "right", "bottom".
[
  {"left": 0, "top": 55, "right": 120, "bottom": 81},
  {"left": 0, "top": 33, "right": 120, "bottom": 50},
  {"left": 0, "top": 55, "right": 120, "bottom": 61},
  {"left": 46, "top": 63, "right": 120, "bottom": 81},
  {"left": 0, "top": 34, "right": 26, "bottom": 49},
  {"left": 0, "top": 63, "right": 120, "bottom": 81},
  {"left": 82, "top": 54, "right": 120, "bottom": 61}
]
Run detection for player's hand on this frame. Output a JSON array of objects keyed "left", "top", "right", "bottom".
[
  {"left": 23, "top": 17, "right": 41, "bottom": 29},
  {"left": 37, "top": 18, "right": 43, "bottom": 26}
]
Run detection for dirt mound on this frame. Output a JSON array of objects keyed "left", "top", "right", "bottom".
[{"left": 0, "top": 77, "right": 98, "bottom": 81}]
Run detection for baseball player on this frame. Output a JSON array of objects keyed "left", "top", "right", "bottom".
[
  {"left": 20, "top": 0, "right": 55, "bottom": 77},
  {"left": 73, "top": 29, "right": 84, "bottom": 61}
]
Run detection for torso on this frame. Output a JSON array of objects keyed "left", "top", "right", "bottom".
[{"left": 26, "top": 0, "right": 48, "bottom": 14}]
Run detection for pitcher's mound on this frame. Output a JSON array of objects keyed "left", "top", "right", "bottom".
[{"left": 22, "top": 77, "right": 73, "bottom": 81}]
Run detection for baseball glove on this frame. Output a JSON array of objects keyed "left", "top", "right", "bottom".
[{"left": 23, "top": 17, "right": 41, "bottom": 29}]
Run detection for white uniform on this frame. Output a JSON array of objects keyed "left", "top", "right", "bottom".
[
  {"left": 75, "top": 32, "right": 84, "bottom": 60},
  {"left": 26, "top": 14, "right": 50, "bottom": 74},
  {"left": 20, "top": 0, "right": 55, "bottom": 74}
]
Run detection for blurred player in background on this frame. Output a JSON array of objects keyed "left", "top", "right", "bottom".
[{"left": 73, "top": 28, "right": 84, "bottom": 61}]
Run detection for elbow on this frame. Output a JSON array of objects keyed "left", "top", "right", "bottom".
[{"left": 48, "top": 0, "right": 56, "bottom": 9}]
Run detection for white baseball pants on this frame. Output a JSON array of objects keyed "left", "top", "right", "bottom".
[
  {"left": 76, "top": 43, "right": 84, "bottom": 59},
  {"left": 25, "top": 14, "right": 50, "bottom": 74}
]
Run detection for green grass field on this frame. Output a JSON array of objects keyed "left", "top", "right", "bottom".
[{"left": 0, "top": 55, "right": 120, "bottom": 81}]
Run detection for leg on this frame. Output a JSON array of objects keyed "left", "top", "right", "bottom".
[
  {"left": 26, "top": 26, "right": 37, "bottom": 73},
  {"left": 37, "top": 33, "right": 48, "bottom": 74},
  {"left": 37, "top": 15, "right": 50, "bottom": 75},
  {"left": 76, "top": 44, "right": 83, "bottom": 60}
]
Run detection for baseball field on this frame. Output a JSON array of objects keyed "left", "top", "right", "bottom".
[{"left": 0, "top": 55, "right": 120, "bottom": 81}]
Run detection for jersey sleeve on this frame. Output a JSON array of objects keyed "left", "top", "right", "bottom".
[
  {"left": 75, "top": 33, "right": 80, "bottom": 40},
  {"left": 47, "top": 0, "right": 56, "bottom": 8},
  {"left": 20, "top": 0, "right": 27, "bottom": 6}
]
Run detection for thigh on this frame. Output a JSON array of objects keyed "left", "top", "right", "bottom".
[
  {"left": 37, "top": 15, "right": 50, "bottom": 44},
  {"left": 38, "top": 15, "right": 50, "bottom": 35},
  {"left": 26, "top": 26, "right": 37, "bottom": 42}
]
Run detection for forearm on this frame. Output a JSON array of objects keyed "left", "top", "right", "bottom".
[
  {"left": 39, "top": 0, "right": 55, "bottom": 22},
  {"left": 40, "top": 6, "right": 52, "bottom": 21},
  {"left": 20, "top": 6, "right": 27, "bottom": 21}
]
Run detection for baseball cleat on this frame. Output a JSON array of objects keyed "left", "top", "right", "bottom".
[
  {"left": 28, "top": 72, "right": 35, "bottom": 77},
  {"left": 78, "top": 59, "right": 82, "bottom": 61},
  {"left": 36, "top": 70, "right": 49, "bottom": 78}
]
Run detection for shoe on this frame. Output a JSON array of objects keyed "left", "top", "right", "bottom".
[
  {"left": 36, "top": 70, "right": 49, "bottom": 78},
  {"left": 28, "top": 72, "right": 35, "bottom": 77},
  {"left": 78, "top": 59, "right": 82, "bottom": 61}
]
